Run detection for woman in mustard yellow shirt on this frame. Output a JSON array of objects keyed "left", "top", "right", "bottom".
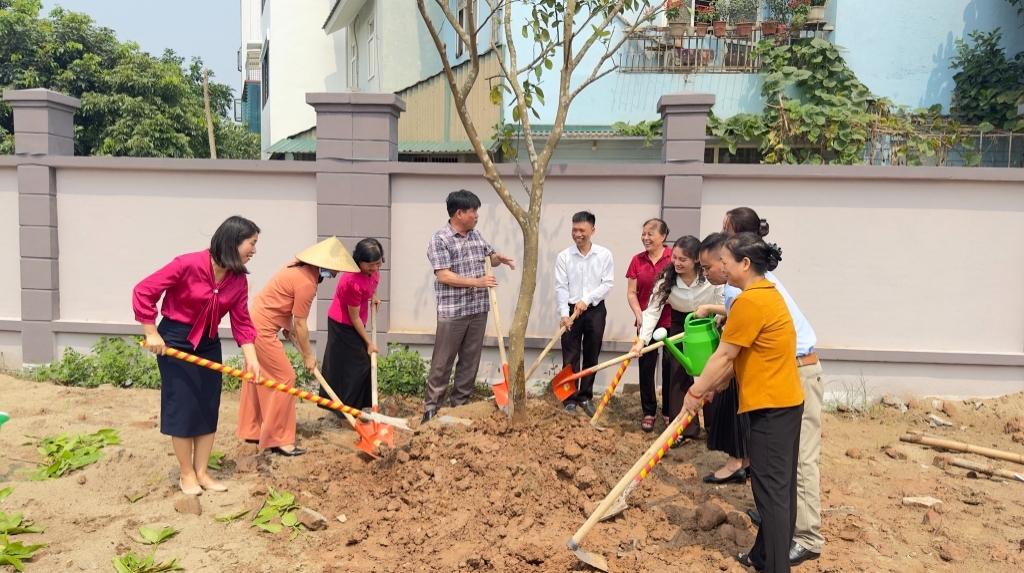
[{"left": 683, "top": 232, "right": 804, "bottom": 573}]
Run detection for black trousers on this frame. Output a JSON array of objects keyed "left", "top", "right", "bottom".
[
  {"left": 638, "top": 346, "right": 671, "bottom": 417},
  {"left": 747, "top": 403, "right": 804, "bottom": 573},
  {"left": 560, "top": 301, "right": 606, "bottom": 405}
]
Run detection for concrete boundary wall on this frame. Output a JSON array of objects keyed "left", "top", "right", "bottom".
[{"left": 2, "top": 87, "right": 1022, "bottom": 399}]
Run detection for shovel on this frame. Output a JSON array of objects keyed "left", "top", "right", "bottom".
[
  {"left": 146, "top": 343, "right": 410, "bottom": 430},
  {"left": 484, "top": 257, "right": 510, "bottom": 410},
  {"left": 523, "top": 308, "right": 581, "bottom": 381},
  {"left": 366, "top": 305, "right": 395, "bottom": 450},
  {"left": 313, "top": 368, "right": 386, "bottom": 459},
  {"left": 567, "top": 403, "right": 702, "bottom": 571},
  {"left": 550, "top": 332, "right": 684, "bottom": 401}
]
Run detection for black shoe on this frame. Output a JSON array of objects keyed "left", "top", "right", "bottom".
[
  {"left": 244, "top": 439, "right": 259, "bottom": 444},
  {"left": 736, "top": 552, "right": 764, "bottom": 571},
  {"left": 579, "top": 400, "right": 597, "bottom": 417},
  {"left": 789, "top": 541, "right": 820, "bottom": 566},
  {"left": 746, "top": 508, "right": 761, "bottom": 528},
  {"left": 702, "top": 467, "right": 748, "bottom": 484},
  {"left": 269, "top": 446, "right": 306, "bottom": 457},
  {"left": 564, "top": 403, "right": 578, "bottom": 414},
  {"left": 420, "top": 410, "right": 436, "bottom": 424}
]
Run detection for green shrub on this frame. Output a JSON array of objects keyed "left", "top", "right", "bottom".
[
  {"left": 378, "top": 343, "right": 428, "bottom": 397},
  {"left": 27, "top": 337, "right": 161, "bottom": 389}
]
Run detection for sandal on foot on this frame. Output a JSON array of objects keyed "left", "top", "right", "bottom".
[
  {"left": 663, "top": 416, "right": 670, "bottom": 427},
  {"left": 641, "top": 416, "right": 655, "bottom": 432}
]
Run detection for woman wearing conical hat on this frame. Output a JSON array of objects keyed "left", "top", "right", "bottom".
[
  {"left": 319, "top": 238, "right": 384, "bottom": 415},
  {"left": 237, "top": 237, "right": 357, "bottom": 456}
]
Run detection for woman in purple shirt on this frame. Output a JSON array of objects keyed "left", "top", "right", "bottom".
[
  {"left": 320, "top": 238, "right": 383, "bottom": 414},
  {"left": 133, "top": 216, "right": 262, "bottom": 495}
]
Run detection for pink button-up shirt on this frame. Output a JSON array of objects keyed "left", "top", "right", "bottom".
[
  {"left": 328, "top": 271, "right": 379, "bottom": 326},
  {"left": 133, "top": 249, "right": 257, "bottom": 349}
]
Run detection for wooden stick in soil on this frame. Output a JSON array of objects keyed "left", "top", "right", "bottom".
[
  {"left": 899, "top": 433, "right": 1024, "bottom": 465},
  {"left": 933, "top": 455, "right": 1024, "bottom": 482},
  {"left": 203, "top": 68, "right": 217, "bottom": 159}
]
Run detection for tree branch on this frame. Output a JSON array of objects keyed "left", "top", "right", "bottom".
[{"left": 499, "top": 0, "right": 541, "bottom": 170}]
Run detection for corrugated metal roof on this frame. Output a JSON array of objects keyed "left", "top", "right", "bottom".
[
  {"left": 512, "top": 124, "right": 627, "bottom": 139},
  {"left": 266, "top": 138, "right": 316, "bottom": 154},
  {"left": 399, "top": 141, "right": 496, "bottom": 154}
]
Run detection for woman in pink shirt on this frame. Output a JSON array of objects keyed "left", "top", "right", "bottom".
[
  {"left": 133, "top": 216, "right": 261, "bottom": 496},
  {"left": 320, "top": 238, "right": 383, "bottom": 414}
]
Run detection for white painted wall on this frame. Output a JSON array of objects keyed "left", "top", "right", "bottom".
[
  {"left": 0, "top": 167, "right": 20, "bottom": 321},
  {"left": 239, "top": 0, "right": 262, "bottom": 88},
  {"left": 55, "top": 168, "right": 317, "bottom": 331},
  {"left": 260, "top": 0, "right": 348, "bottom": 155}
]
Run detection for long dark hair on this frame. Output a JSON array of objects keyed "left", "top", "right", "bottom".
[
  {"left": 210, "top": 216, "right": 260, "bottom": 274},
  {"left": 723, "top": 232, "right": 782, "bottom": 276},
  {"left": 725, "top": 207, "right": 769, "bottom": 237},
  {"left": 651, "top": 235, "right": 704, "bottom": 305}
]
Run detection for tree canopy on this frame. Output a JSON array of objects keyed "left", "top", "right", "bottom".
[{"left": 0, "top": 0, "right": 259, "bottom": 158}]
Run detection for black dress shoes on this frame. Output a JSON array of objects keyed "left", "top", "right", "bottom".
[
  {"left": 703, "top": 467, "right": 748, "bottom": 484},
  {"left": 789, "top": 542, "right": 820, "bottom": 566},
  {"left": 270, "top": 446, "right": 306, "bottom": 456},
  {"left": 421, "top": 410, "right": 436, "bottom": 424},
  {"left": 746, "top": 508, "right": 761, "bottom": 528},
  {"left": 736, "top": 552, "right": 763, "bottom": 571},
  {"left": 580, "top": 400, "right": 597, "bottom": 417}
]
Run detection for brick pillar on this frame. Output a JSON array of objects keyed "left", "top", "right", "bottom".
[
  {"left": 2, "top": 88, "right": 81, "bottom": 364},
  {"left": 658, "top": 92, "right": 714, "bottom": 239},
  {"left": 306, "top": 93, "right": 405, "bottom": 358}
]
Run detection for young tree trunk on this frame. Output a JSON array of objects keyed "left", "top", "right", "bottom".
[
  {"left": 505, "top": 203, "right": 540, "bottom": 420},
  {"left": 203, "top": 68, "right": 217, "bottom": 159}
]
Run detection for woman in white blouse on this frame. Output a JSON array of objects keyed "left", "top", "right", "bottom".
[{"left": 630, "top": 236, "right": 724, "bottom": 442}]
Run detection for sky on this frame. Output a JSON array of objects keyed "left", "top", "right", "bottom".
[{"left": 40, "top": 0, "right": 243, "bottom": 96}]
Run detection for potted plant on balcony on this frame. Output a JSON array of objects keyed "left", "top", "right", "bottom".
[
  {"left": 711, "top": 0, "right": 729, "bottom": 37},
  {"left": 730, "top": 0, "right": 759, "bottom": 37},
  {"left": 761, "top": 0, "right": 789, "bottom": 36},
  {"left": 694, "top": 3, "right": 716, "bottom": 35},
  {"left": 788, "top": 0, "right": 809, "bottom": 37},
  {"left": 665, "top": 0, "right": 690, "bottom": 37},
  {"left": 808, "top": 0, "right": 827, "bottom": 21}
]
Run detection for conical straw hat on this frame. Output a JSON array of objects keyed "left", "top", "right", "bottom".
[{"left": 295, "top": 237, "right": 358, "bottom": 272}]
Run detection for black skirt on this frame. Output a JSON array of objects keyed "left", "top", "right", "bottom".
[
  {"left": 156, "top": 318, "right": 223, "bottom": 438},
  {"left": 705, "top": 377, "right": 750, "bottom": 458},
  {"left": 320, "top": 317, "right": 371, "bottom": 412},
  {"left": 666, "top": 309, "right": 702, "bottom": 437}
]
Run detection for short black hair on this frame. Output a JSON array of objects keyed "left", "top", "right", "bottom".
[
  {"left": 723, "top": 232, "right": 782, "bottom": 275},
  {"left": 210, "top": 216, "right": 260, "bottom": 274},
  {"left": 643, "top": 218, "right": 669, "bottom": 237},
  {"left": 446, "top": 189, "right": 481, "bottom": 217},
  {"left": 572, "top": 211, "right": 596, "bottom": 226},
  {"left": 353, "top": 238, "right": 385, "bottom": 264},
  {"left": 700, "top": 232, "right": 729, "bottom": 255}
]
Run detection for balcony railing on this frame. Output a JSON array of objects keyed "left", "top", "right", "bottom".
[
  {"left": 619, "top": 25, "right": 822, "bottom": 74},
  {"left": 244, "top": 50, "right": 261, "bottom": 83}
]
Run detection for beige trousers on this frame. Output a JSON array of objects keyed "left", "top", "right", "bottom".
[{"left": 794, "top": 361, "right": 825, "bottom": 553}]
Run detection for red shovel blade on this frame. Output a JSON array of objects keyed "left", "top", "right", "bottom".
[{"left": 550, "top": 365, "right": 578, "bottom": 403}]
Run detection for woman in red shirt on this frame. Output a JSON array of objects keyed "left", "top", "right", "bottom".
[
  {"left": 320, "top": 238, "right": 384, "bottom": 413},
  {"left": 625, "top": 219, "right": 672, "bottom": 432},
  {"left": 133, "top": 216, "right": 262, "bottom": 496}
]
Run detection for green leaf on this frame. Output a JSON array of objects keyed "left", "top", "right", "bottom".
[
  {"left": 978, "top": 122, "right": 995, "bottom": 133},
  {"left": 215, "top": 509, "right": 250, "bottom": 523},
  {"left": 207, "top": 451, "right": 226, "bottom": 471},
  {"left": 256, "top": 523, "right": 282, "bottom": 534},
  {"left": 281, "top": 512, "right": 298, "bottom": 527},
  {"left": 0, "top": 488, "right": 12, "bottom": 503},
  {"left": 125, "top": 493, "right": 145, "bottom": 504},
  {"left": 139, "top": 525, "right": 178, "bottom": 546}
]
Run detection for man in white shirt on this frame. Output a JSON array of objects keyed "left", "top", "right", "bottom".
[{"left": 555, "top": 211, "right": 614, "bottom": 416}]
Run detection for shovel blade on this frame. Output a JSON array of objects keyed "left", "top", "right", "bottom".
[
  {"left": 492, "top": 364, "right": 509, "bottom": 408},
  {"left": 352, "top": 422, "right": 385, "bottom": 458},
  {"left": 599, "top": 495, "right": 629, "bottom": 521},
  {"left": 570, "top": 546, "right": 609, "bottom": 572},
  {"left": 550, "top": 365, "right": 578, "bottom": 403}
]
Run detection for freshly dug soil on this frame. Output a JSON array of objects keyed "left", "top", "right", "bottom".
[{"left": 1, "top": 374, "right": 1023, "bottom": 572}]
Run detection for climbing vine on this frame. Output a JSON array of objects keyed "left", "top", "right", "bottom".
[
  {"left": 949, "top": 29, "right": 1024, "bottom": 128},
  {"left": 708, "top": 37, "right": 1007, "bottom": 166}
]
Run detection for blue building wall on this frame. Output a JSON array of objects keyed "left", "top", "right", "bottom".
[{"left": 503, "top": 0, "right": 1024, "bottom": 125}]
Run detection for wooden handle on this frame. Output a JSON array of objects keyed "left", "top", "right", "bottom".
[
  {"left": 933, "top": 455, "right": 1024, "bottom": 481},
  {"left": 563, "top": 332, "right": 683, "bottom": 384},
  {"left": 370, "top": 305, "right": 379, "bottom": 410},
  {"left": 313, "top": 368, "right": 359, "bottom": 428},
  {"left": 484, "top": 257, "right": 508, "bottom": 366},
  {"left": 900, "top": 434, "right": 1024, "bottom": 465},
  {"left": 570, "top": 408, "right": 693, "bottom": 547},
  {"left": 524, "top": 308, "right": 582, "bottom": 380}
]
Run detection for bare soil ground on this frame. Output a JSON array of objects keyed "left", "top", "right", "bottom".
[{"left": 1, "top": 373, "right": 1023, "bottom": 573}]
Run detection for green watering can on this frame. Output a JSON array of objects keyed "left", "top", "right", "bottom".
[
  {"left": 654, "top": 313, "right": 720, "bottom": 376},
  {"left": 0, "top": 411, "right": 9, "bottom": 432}
]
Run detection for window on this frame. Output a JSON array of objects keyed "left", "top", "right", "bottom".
[
  {"left": 261, "top": 44, "right": 269, "bottom": 108},
  {"left": 367, "top": 17, "right": 376, "bottom": 79},
  {"left": 455, "top": 0, "right": 467, "bottom": 57},
  {"left": 348, "top": 29, "right": 358, "bottom": 88}
]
